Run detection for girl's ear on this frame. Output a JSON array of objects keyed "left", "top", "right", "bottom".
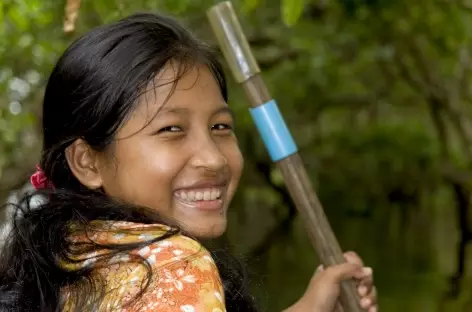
[{"left": 65, "top": 139, "right": 104, "bottom": 189}]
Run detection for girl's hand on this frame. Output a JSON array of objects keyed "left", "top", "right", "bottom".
[{"left": 285, "top": 251, "right": 377, "bottom": 312}]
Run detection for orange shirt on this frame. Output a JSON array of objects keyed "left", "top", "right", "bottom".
[{"left": 61, "top": 221, "right": 226, "bottom": 312}]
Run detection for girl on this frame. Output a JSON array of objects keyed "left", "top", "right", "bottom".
[{"left": 0, "top": 12, "right": 377, "bottom": 312}]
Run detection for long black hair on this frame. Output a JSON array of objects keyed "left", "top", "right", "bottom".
[{"left": 0, "top": 12, "right": 259, "bottom": 312}]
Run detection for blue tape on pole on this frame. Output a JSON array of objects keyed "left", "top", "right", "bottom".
[{"left": 249, "top": 100, "right": 298, "bottom": 162}]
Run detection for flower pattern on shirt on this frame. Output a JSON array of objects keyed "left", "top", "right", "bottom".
[{"left": 61, "top": 221, "right": 226, "bottom": 312}]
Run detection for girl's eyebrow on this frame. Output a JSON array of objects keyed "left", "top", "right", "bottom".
[
  {"left": 158, "top": 106, "right": 235, "bottom": 119},
  {"left": 158, "top": 107, "right": 189, "bottom": 115},
  {"left": 212, "top": 106, "right": 235, "bottom": 119}
]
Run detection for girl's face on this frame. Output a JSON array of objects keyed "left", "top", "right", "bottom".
[{"left": 97, "top": 65, "right": 243, "bottom": 238}]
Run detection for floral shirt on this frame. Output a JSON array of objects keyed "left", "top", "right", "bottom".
[{"left": 61, "top": 221, "right": 226, "bottom": 312}]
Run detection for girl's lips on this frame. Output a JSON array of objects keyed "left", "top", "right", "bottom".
[
  {"left": 173, "top": 178, "right": 228, "bottom": 193},
  {"left": 174, "top": 196, "right": 224, "bottom": 211}
]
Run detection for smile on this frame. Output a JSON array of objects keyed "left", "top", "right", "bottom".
[
  {"left": 174, "top": 188, "right": 222, "bottom": 202},
  {"left": 174, "top": 187, "right": 225, "bottom": 211}
]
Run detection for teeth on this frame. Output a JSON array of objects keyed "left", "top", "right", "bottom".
[
  {"left": 187, "top": 191, "right": 195, "bottom": 201},
  {"left": 176, "top": 188, "right": 222, "bottom": 202}
]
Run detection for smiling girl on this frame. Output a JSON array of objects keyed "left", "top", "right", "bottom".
[{"left": 0, "top": 13, "right": 377, "bottom": 312}]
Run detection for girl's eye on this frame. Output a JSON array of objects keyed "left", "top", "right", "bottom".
[
  {"left": 212, "top": 123, "right": 233, "bottom": 132},
  {"left": 158, "top": 125, "right": 182, "bottom": 133}
]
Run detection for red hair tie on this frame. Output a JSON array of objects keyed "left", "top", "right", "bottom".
[{"left": 30, "top": 165, "right": 55, "bottom": 190}]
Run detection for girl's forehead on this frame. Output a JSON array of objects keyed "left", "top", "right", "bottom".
[
  {"left": 138, "top": 66, "right": 222, "bottom": 111},
  {"left": 128, "top": 66, "right": 224, "bottom": 122},
  {"left": 153, "top": 63, "right": 215, "bottom": 92}
]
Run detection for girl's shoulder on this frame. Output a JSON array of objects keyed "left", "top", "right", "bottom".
[{"left": 63, "top": 221, "right": 226, "bottom": 312}]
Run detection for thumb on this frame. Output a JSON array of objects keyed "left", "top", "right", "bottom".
[
  {"left": 318, "top": 262, "right": 365, "bottom": 285},
  {"left": 305, "top": 263, "right": 364, "bottom": 312},
  {"left": 295, "top": 263, "right": 365, "bottom": 312}
]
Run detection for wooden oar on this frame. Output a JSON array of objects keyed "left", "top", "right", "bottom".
[{"left": 206, "top": 2, "right": 364, "bottom": 311}]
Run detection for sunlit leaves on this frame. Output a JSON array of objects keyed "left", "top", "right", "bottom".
[
  {"left": 7, "top": 5, "right": 28, "bottom": 31},
  {"left": 281, "top": 0, "right": 305, "bottom": 26},
  {"left": 242, "top": 0, "right": 262, "bottom": 13}
]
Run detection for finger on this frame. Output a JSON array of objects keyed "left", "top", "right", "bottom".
[
  {"left": 369, "top": 306, "right": 378, "bottom": 312},
  {"left": 367, "top": 286, "right": 377, "bottom": 305},
  {"left": 312, "top": 264, "right": 324, "bottom": 280},
  {"left": 357, "top": 268, "right": 374, "bottom": 296},
  {"left": 323, "top": 263, "right": 364, "bottom": 284},
  {"left": 360, "top": 287, "right": 377, "bottom": 309},
  {"left": 344, "top": 251, "right": 364, "bottom": 267},
  {"left": 360, "top": 296, "right": 372, "bottom": 310}
]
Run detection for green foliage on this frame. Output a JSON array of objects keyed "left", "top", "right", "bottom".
[
  {"left": 281, "top": 0, "right": 305, "bottom": 26},
  {"left": 316, "top": 122, "right": 440, "bottom": 216},
  {"left": 1, "top": 0, "right": 472, "bottom": 311},
  {"left": 242, "top": 0, "right": 263, "bottom": 13}
]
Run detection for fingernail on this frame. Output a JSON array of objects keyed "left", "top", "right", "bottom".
[
  {"left": 363, "top": 267, "right": 373, "bottom": 275},
  {"left": 358, "top": 285, "right": 368, "bottom": 296},
  {"left": 361, "top": 297, "right": 371, "bottom": 308}
]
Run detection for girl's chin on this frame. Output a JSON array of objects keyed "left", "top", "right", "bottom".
[{"left": 181, "top": 219, "right": 228, "bottom": 239}]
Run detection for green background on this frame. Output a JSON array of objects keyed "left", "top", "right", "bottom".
[{"left": 1, "top": 0, "right": 472, "bottom": 311}]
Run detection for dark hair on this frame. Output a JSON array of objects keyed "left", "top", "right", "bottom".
[{"left": 0, "top": 13, "right": 259, "bottom": 312}]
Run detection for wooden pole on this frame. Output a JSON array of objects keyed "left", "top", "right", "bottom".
[{"left": 206, "top": 2, "right": 365, "bottom": 311}]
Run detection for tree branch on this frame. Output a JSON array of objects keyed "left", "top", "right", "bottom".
[
  {"left": 406, "top": 37, "right": 447, "bottom": 100},
  {"left": 394, "top": 50, "right": 431, "bottom": 95},
  {"left": 447, "top": 181, "right": 472, "bottom": 298}
]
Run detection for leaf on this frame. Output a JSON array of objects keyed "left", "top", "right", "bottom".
[
  {"left": 270, "top": 168, "right": 285, "bottom": 187},
  {"left": 242, "top": 0, "right": 262, "bottom": 13},
  {"left": 7, "top": 6, "right": 29, "bottom": 31},
  {"left": 281, "top": 0, "right": 305, "bottom": 27}
]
